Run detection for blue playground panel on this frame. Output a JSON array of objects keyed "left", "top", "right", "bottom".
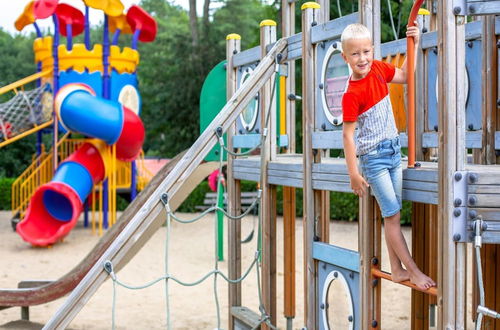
[
  {"left": 428, "top": 39, "right": 482, "bottom": 133},
  {"left": 314, "top": 242, "right": 360, "bottom": 330}
]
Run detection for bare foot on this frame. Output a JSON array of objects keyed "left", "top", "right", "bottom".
[
  {"left": 409, "top": 271, "right": 436, "bottom": 290},
  {"left": 391, "top": 268, "right": 410, "bottom": 283}
]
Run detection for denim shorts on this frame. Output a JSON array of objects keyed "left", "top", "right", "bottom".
[{"left": 359, "top": 137, "right": 402, "bottom": 218}]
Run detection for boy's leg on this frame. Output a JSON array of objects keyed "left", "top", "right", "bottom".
[
  {"left": 384, "top": 212, "right": 436, "bottom": 290},
  {"left": 383, "top": 212, "right": 409, "bottom": 282}
]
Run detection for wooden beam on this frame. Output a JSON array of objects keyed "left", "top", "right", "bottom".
[
  {"left": 259, "top": 20, "right": 278, "bottom": 329},
  {"left": 437, "top": 1, "right": 467, "bottom": 328},
  {"left": 226, "top": 33, "right": 242, "bottom": 330},
  {"left": 301, "top": 3, "right": 320, "bottom": 329}
]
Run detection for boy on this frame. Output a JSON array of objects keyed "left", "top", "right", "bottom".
[{"left": 341, "top": 23, "right": 435, "bottom": 290}]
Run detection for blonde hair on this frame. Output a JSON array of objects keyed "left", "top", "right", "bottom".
[{"left": 341, "top": 23, "right": 372, "bottom": 49}]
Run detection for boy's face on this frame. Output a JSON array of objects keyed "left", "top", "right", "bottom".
[{"left": 341, "top": 38, "right": 374, "bottom": 80}]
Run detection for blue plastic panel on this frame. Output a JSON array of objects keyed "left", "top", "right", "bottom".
[
  {"left": 59, "top": 71, "right": 103, "bottom": 97},
  {"left": 465, "top": 39, "right": 482, "bottom": 130}
]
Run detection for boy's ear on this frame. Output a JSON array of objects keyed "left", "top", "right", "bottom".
[{"left": 341, "top": 52, "right": 348, "bottom": 62}]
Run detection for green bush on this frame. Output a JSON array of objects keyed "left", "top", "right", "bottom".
[{"left": 0, "top": 178, "right": 15, "bottom": 210}]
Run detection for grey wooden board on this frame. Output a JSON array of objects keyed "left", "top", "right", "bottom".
[
  {"left": 268, "top": 169, "right": 303, "bottom": 179},
  {"left": 311, "top": 12, "right": 359, "bottom": 44},
  {"left": 313, "top": 180, "right": 352, "bottom": 193},
  {"left": 403, "top": 165, "right": 439, "bottom": 182},
  {"left": 481, "top": 232, "right": 500, "bottom": 244},
  {"left": 381, "top": 38, "right": 408, "bottom": 58},
  {"left": 468, "top": 194, "right": 500, "bottom": 208},
  {"left": 232, "top": 134, "right": 261, "bottom": 148},
  {"left": 268, "top": 176, "right": 302, "bottom": 188},
  {"left": 233, "top": 171, "right": 260, "bottom": 182},
  {"left": 312, "top": 131, "right": 409, "bottom": 149},
  {"left": 466, "top": 168, "right": 500, "bottom": 184},
  {"left": 403, "top": 180, "right": 438, "bottom": 192},
  {"left": 312, "top": 172, "right": 350, "bottom": 183},
  {"left": 470, "top": 208, "right": 500, "bottom": 221},
  {"left": 231, "top": 306, "right": 261, "bottom": 329},
  {"left": 466, "top": 1, "right": 500, "bottom": 15},
  {"left": 468, "top": 185, "right": 500, "bottom": 194},
  {"left": 422, "top": 131, "right": 483, "bottom": 148},
  {"left": 496, "top": 131, "right": 500, "bottom": 149},
  {"left": 287, "top": 33, "right": 303, "bottom": 61},
  {"left": 402, "top": 189, "right": 438, "bottom": 205},
  {"left": 420, "top": 20, "right": 482, "bottom": 50},
  {"left": 268, "top": 162, "right": 302, "bottom": 171},
  {"left": 233, "top": 46, "right": 260, "bottom": 68}
]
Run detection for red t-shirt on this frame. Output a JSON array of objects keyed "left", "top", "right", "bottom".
[{"left": 342, "top": 60, "right": 396, "bottom": 122}]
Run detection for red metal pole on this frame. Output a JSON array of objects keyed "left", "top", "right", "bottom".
[{"left": 407, "top": 0, "right": 424, "bottom": 168}]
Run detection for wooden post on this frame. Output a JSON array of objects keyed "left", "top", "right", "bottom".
[
  {"left": 301, "top": 3, "right": 320, "bottom": 329},
  {"left": 476, "top": 15, "right": 500, "bottom": 330},
  {"left": 259, "top": 19, "right": 278, "bottom": 329},
  {"left": 437, "top": 1, "right": 467, "bottom": 328},
  {"left": 226, "top": 33, "right": 242, "bottom": 330},
  {"left": 358, "top": 0, "right": 382, "bottom": 329},
  {"left": 281, "top": 1, "right": 296, "bottom": 329}
]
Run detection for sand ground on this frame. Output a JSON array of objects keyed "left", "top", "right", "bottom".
[{"left": 0, "top": 210, "right": 474, "bottom": 329}]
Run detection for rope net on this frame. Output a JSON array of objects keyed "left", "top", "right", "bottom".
[{"left": 0, "top": 84, "right": 52, "bottom": 140}]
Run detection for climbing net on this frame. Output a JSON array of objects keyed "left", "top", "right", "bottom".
[
  {"left": 0, "top": 84, "right": 52, "bottom": 140},
  {"left": 102, "top": 65, "right": 280, "bottom": 330}
]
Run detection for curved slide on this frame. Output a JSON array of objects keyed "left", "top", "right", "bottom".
[{"left": 16, "top": 83, "right": 145, "bottom": 246}]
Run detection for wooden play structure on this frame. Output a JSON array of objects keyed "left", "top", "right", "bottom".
[{"left": 5, "top": 0, "right": 500, "bottom": 329}]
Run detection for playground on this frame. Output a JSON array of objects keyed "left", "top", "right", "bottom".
[
  {"left": 0, "top": 210, "right": 440, "bottom": 329},
  {"left": 1, "top": 0, "right": 500, "bottom": 329}
]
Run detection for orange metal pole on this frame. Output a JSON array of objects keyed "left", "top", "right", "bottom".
[{"left": 407, "top": 0, "right": 424, "bottom": 168}]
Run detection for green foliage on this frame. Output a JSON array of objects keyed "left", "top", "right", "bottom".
[
  {"left": 0, "top": 135, "right": 37, "bottom": 177},
  {"left": 0, "top": 177, "right": 15, "bottom": 210}
]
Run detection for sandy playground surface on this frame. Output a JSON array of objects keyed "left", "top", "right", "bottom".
[{"left": 0, "top": 210, "right": 475, "bottom": 329}]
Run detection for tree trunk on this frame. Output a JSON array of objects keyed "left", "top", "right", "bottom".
[
  {"left": 189, "top": 0, "right": 199, "bottom": 47},
  {"left": 202, "top": 0, "right": 210, "bottom": 39}
]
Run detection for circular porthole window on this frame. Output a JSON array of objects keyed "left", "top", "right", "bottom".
[
  {"left": 321, "top": 43, "right": 351, "bottom": 126},
  {"left": 435, "top": 68, "right": 469, "bottom": 107},
  {"left": 239, "top": 67, "right": 259, "bottom": 132},
  {"left": 118, "top": 84, "right": 141, "bottom": 115},
  {"left": 322, "top": 270, "right": 355, "bottom": 330}
]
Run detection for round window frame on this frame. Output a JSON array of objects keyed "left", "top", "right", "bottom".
[
  {"left": 320, "top": 43, "right": 352, "bottom": 126},
  {"left": 321, "top": 270, "right": 355, "bottom": 330},
  {"left": 238, "top": 67, "right": 260, "bottom": 132}
]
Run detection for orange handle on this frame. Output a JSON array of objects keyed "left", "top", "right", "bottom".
[{"left": 406, "top": 0, "right": 424, "bottom": 168}]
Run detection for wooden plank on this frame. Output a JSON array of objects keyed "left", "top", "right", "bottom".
[
  {"left": 468, "top": 194, "right": 500, "bottom": 208},
  {"left": 312, "top": 131, "right": 345, "bottom": 149},
  {"left": 233, "top": 46, "right": 260, "bottom": 68},
  {"left": 286, "top": 33, "right": 303, "bottom": 61},
  {"left": 312, "top": 180, "right": 352, "bottom": 193},
  {"left": 470, "top": 208, "right": 500, "bottom": 221},
  {"left": 422, "top": 131, "right": 483, "bottom": 148},
  {"left": 268, "top": 162, "right": 303, "bottom": 171},
  {"left": 403, "top": 167, "right": 439, "bottom": 183},
  {"left": 268, "top": 176, "right": 302, "bottom": 188},
  {"left": 411, "top": 203, "right": 426, "bottom": 330},
  {"left": 268, "top": 169, "right": 302, "bottom": 180},
  {"left": 402, "top": 189, "right": 438, "bottom": 205},
  {"left": 403, "top": 180, "right": 439, "bottom": 192},
  {"left": 468, "top": 185, "right": 500, "bottom": 194},
  {"left": 311, "top": 172, "right": 350, "bottom": 183},
  {"left": 312, "top": 242, "right": 360, "bottom": 272},
  {"left": 310, "top": 13, "right": 359, "bottom": 44},
  {"left": 233, "top": 171, "right": 260, "bottom": 182}
]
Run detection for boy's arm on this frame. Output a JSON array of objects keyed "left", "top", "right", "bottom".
[
  {"left": 391, "top": 24, "right": 420, "bottom": 84},
  {"left": 343, "top": 121, "right": 369, "bottom": 197}
]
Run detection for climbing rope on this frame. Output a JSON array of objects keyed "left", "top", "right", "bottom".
[
  {"left": 386, "top": 0, "right": 398, "bottom": 40},
  {"left": 102, "top": 56, "right": 282, "bottom": 329}
]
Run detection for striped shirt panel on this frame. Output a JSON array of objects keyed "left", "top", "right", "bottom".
[{"left": 356, "top": 95, "right": 398, "bottom": 155}]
